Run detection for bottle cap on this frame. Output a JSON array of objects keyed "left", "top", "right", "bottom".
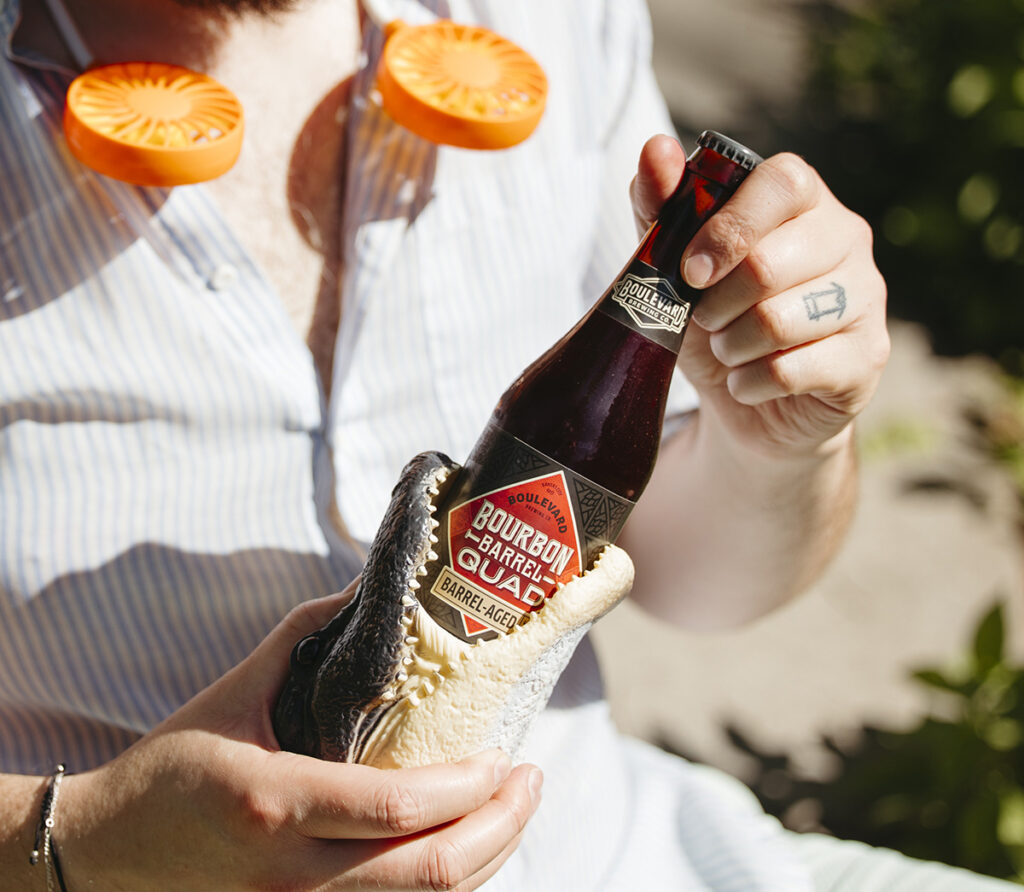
[{"left": 697, "top": 130, "right": 763, "bottom": 171}]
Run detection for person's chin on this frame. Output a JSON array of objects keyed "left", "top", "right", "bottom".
[{"left": 170, "top": 0, "right": 300, "bottom": 14}]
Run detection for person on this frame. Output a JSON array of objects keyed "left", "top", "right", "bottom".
[{"left": 0, "top": 0, "right": 1010, "bottom": 888}]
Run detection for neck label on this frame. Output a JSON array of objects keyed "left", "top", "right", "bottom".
[{"left": 598, "top": 258, "right": 696, "bottom": 352}]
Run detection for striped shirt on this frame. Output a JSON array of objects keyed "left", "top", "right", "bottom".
[{"left": 0, "top": 0, "right": 814, "bottom": 886}]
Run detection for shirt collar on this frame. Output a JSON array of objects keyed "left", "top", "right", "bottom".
[{"left": 2, "top": 0, "right": 80, "bottom": 76}]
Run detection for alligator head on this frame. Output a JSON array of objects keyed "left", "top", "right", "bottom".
[{"left": 273, "top": 450, "right": 633, "bottom": 768}]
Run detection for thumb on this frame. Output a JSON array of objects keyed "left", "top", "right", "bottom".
[
  {"left": 629, "top": 134, "right": 687, "bottom": 235},
  {"left": 245, "top": 581, "right": 360, "bottom": 693}
]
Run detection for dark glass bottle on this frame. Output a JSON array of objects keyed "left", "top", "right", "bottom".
[{"left": 422, "top": 131, "right": 762, "bottom": 642}]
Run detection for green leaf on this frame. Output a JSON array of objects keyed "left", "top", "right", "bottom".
[
  {"left": 912, "top": 669, "right": 969, "bottom": 696},
  {"left": 985, "top": 718, "right": 1024, "bottom": 752},
  {"left": 999, "top": 790, "right": 1024, "bottom": 847},
  {"left": 957, "top": 787, "right": 1002, "bottom": 866},
  {"left": 974, "top": 602, "right": 1006, "bottom": 675}
]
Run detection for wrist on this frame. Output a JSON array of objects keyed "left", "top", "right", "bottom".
[
  {"left": 51, "top": 768, "right": 117, "bottom": 892},
  {"left": 30, "top": 764, "right": 70, "bottom": 892},
  {"left": 0, "top": 774, "right": 53, "bottom": 892},
  {"left": 693, "top": 406, "right": 859, "bottom": 591},
  {"left": 696, "top": 400, "right": 857, "bottom": 484}
]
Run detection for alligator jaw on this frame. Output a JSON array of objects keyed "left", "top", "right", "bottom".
[
  {"left": 273, "top": 450, "right": 634, "bottom": 768},
  {"left": 272, "top": 451, "right": 461, "bottom": 761}
]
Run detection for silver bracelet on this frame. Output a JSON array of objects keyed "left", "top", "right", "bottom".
[{"left": 29, "top": 764, "right": 69, "bottom": 892}]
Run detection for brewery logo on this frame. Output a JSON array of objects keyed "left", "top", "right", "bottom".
[{"left": 610, "top": 273, "right": 690, "bottom": 333}]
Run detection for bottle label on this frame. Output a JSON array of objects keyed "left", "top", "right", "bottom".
[
  {"left": 597, "top": 257, "right": 696, "bottom": 352},
  {"left": 423, "top": 426, "right": 635, "bottom": 641}
]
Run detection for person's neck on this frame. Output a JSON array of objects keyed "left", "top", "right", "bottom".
[{"left": 16, "top": 0, "right": 318, "bottom": 75}]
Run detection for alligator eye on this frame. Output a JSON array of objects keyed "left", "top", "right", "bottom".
[{"left": 293, "top": 635, "right": 321, "bottom": 667}]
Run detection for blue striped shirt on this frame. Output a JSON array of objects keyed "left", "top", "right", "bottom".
[{"left": 1, "top": 0, "right": 819, "bottom": 887}]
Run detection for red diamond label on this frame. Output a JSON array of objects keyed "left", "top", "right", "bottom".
[{"left": 431, "top": 472, "right": 583, "bottom": 634}]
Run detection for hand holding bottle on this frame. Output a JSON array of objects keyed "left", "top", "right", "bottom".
[
  {"left": 623, "top": 134, "right": 888, "bottom": 630},
  {"left": 41, "top": 586, "right": 540, "bottom": 891},
  {"left": 631, "top": 134, "right": 889, "bottom": 460}
]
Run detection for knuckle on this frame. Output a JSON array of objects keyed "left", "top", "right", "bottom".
[
  {"left": 376, "top": 781, "right": 427, "bottom": 836},
  {"left": 750, "top": 300, "right": 791, "bottom": 349},
  {"left": 280, "top": 599, "right": 324, "bottom": 640},
  {"left": 704, "top": 210, "right": 759, "bottom": 265},
  {"left": 850, "top": 210, "right": 875, "bottom": 248},
  {"left": 743, "top": 244, "right": 780, "bottom": 294},
  {"left": 868, "top": 325, "right": 892, "bottom": 374},
  {"left": 421, "top": 838, "right": 471, "bottom": 892},
  {"left": 502, "top": 792, "right": 532, "bottom": 835},
  {"left": 765, "top": 353, "right": 800, "bottom": 396},
  {"left": 765, "top": 152, "right": 815, "bottom": 200},
  {"left": 237, "top": 787, "right": 291, "bottom": 838}
]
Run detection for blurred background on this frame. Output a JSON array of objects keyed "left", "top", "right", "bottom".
[{"left": 591, "top": 0, "right": 1024, "bottom": 882}]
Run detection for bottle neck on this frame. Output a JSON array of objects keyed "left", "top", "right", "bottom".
[
  {"left": 593, "top": 143, "right": 755, "bottom": 355},
  {"left": 636, "top": 145, "right": 751, "bottom": 279}
]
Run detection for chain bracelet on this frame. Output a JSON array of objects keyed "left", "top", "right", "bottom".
[{"left": 30, "top": 764, "right": 69, "bottom": 892}]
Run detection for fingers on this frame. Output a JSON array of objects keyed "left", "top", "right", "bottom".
[
  {"left": 680, "top": 152, "right": 823, "bottom": 290},
  {"left": 292, "top": 749, "right": 517, "bottom": 840},
  {"left": 707, "top": 277, "right": 853, "bottom": 370},
  {"left": 456, "top": 822, "right": 529, "bottom": 891},
  {"left": 670, "top": 150, "right": 888, "bottom": 414},
  {"left": 245, "top": 581, "right": 361, "bottom": 691},
  {"left": 702, "top": 269, "right": 888, "bottom": 411},
  {"left": 338, "top": 763, "right": 542, "bottom": 891},
  {"left": 690, "top": 205, "right": 856, "bottom": 333},
  {"left": 629, "top": 134, "right": 686, "bottom": 234},
  {"left": 725, "top": 331, "right": 889, "bottom": 415}
]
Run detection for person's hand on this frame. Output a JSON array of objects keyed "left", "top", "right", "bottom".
[
  {"left": 631, "top": 134, "right": 889, "bottom": 460},
  {"left": 56, "top": 585, "right": 542, "bottom": 891}
]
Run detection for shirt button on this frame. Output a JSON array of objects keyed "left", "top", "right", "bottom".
[{"left": 209, "top": 263, "right": 239, "bottom": 291}]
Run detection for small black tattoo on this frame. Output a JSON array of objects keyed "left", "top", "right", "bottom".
[{"left": 803, "top": 282, "right": 846, "bottom": 322}]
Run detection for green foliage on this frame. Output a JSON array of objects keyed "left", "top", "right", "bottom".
[
  {"left": 767, "top": 0, "right": 1024, "bottom": 369},
  {"left": 734, "top": 602, "right": 1024, "bottom": 882}
]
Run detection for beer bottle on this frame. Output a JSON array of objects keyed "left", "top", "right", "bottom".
[{"left": 422, "top": 130, "right": 762, "bottom": 642}]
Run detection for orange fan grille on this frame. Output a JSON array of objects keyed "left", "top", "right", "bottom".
[{"left": 65, "top": 62, "right": 244, "bottom": 186}]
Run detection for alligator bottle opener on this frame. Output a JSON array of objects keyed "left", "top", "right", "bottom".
[{"left": 273, "top": 451, "right": 633, "bottom": 768}]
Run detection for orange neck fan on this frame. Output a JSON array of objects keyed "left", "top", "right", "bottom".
[
  {"left": 371, "top": 14, "right": 547, "bottom": 150},
  {"left": 47, "top": 0, "right": 547, "bottom": 188}
]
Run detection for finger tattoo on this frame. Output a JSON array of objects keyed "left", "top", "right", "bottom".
[{"left": 803, "top": 282, "right": 846, "bottom": 322}]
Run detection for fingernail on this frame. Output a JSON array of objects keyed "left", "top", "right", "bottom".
[
  {"left": 527, "top": 768, "right": 543, "bottom": 807},
  {"left": 493, "top": 752, "right": 512, "bottom": 786},
  {"left": 683, "top": 253, "right": 713, "bottom": 288}
]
